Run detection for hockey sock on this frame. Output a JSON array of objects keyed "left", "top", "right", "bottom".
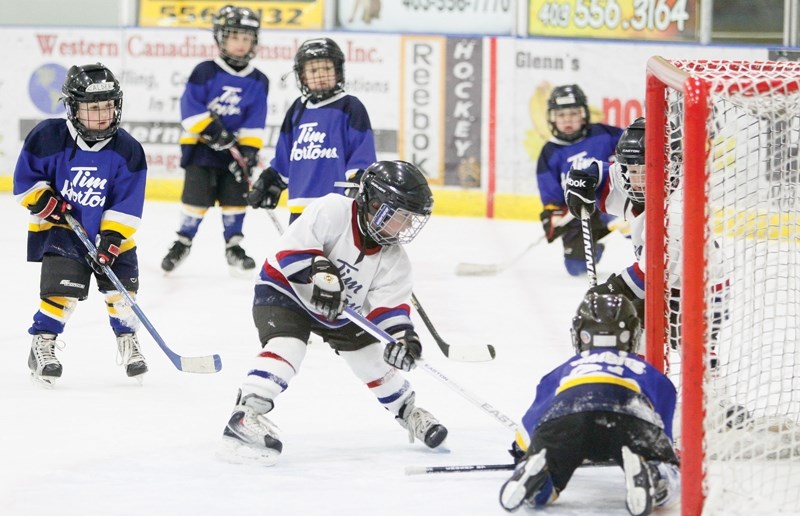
[
  {"left": 241, "top": 336, "right": 307, "bottom": 402},
  {"left": 30, "top": 296, "right": 77, "bottom": 335},
  {"left": 221, "top": 207, "right": 246, "bottom": 242},
  {"left": 339, "top": 344, "right": 414, "bottom": 415},
  {"left": 177, "top": 204, "right": 207, "bottom": 239},
  {"left": 104, "top": 291, "right": 139, "bottom": 334}
]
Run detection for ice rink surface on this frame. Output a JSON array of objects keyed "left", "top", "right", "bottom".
[{"left": 0, "top": 195, "right": 679, "bottom": 515}]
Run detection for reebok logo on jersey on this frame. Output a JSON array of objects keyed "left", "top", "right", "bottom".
[
  {"left": 566, "top": 177, "right": 587, "bottom": 188},
  {"left": 290, "top": 122, "right": 339, "bottom": 162},
  {"left": 59, "top": 279, "right": 86, "bottom": 289}
]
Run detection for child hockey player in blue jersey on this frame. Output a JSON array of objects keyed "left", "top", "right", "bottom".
[
  {"left": 536, "top": 84, "right": 623, "bottom": 276},
  {"left": 161, "top": 5, "right": 269, "bottom": 275},
  {"left": 221, "top": 161, "right": 447, "bottom": 465},
  {"left": 13, "top": 63, "right": 148, "bottom": 387},
  {"left": 499, "top": 294, "right": 680, "bottom": 516},
  {"left": 246, "top": 37, "right": 376, "bottom": 223}
]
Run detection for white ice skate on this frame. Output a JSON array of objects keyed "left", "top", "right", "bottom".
[
  {"left": 28, "top": 333, "right": 64, "bottom": 388},
  {"left": 221, "top": 394, "right": 282, "bottom": 466},
  {"left": 499, "top": 448, "right": 555, "bottom": 511},
  {"left": 622, "top": 445, "right": 658, "bottom": 516},
  {"left": 397, "top": 399, "right": 448, "bottom": 449},
  {"left": 116, "top": 333, "right": 148, "bottom": 382}
]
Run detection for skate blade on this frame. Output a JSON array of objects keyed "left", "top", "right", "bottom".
[
  {"left": 218, "top": 437, "right": 280, "bottom": 466},
  {"left": 30, "top": 372, "right": 57, "bottom": 389}
]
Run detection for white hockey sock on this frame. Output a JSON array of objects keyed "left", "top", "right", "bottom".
[
  {"left": 338, "top": 343, "right": 414, "bottom": 415},
  {"left": 241, "top": 336, "right": 307, "bottom": 402}
]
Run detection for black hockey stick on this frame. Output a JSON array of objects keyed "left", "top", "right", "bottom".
[
  {"left": 405, "top": 459, "right": 615, "bottom": 475},
  {"left": 65, "top": 214, "right": 222, "bottom": 374},
  {"left": 411, "top": 293, "right": 496, "bottom": 362}
]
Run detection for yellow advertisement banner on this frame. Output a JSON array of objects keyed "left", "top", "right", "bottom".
[
  {"left": 528, "top": 0, "right": 697, "bottom": 41},
  {"left": 139, "top": 0, "right": 324, "bottom": 29}
]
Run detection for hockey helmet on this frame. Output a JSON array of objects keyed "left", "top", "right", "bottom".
[
  {"left": 547, "top": 84, "right": 590, "bottom": 142},
  {"left": 612, "top": 117, "right": 646, "bottom": 204},
  {"left": 213, "top": 5, "right": 260, "bottom": 67},
  {"left": 356, "top": 160, "right": 433, "bottom": 246},
  {"left": 571, "top": 293, "right": 642, "bottom": 354},
  {"left": 62, "top": 63, "right": 123, "bottom": 142},
  {"left": 293, "top": 38, "right": 345, "bottom": 102}
]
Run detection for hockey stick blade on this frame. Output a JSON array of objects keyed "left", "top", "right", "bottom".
[
  {"left": 411, "top": 293, "right": 495, "bottom": 362},
  {"left": 65, "top": 214, "right": 223, "bottom": 374},
  {"left": 454, "top": 262, "right": 500, "bottom": 276}
]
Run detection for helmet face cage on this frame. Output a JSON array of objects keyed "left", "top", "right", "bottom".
[
  {"left": 62, "top": 64, "right": 123, "bottom": 142},
  {"left": 570, "top": 294, "right": 642, "bottom": 354},
  {"left": 614, "top": 117, "right": 646, "bottom": 204},
  {"left": 213, "top": 5, "right": 260, "bottom": 67},
  {"left": 357, "top": 161, "right": 433, "bottom": 246},
  {"left": 294, "top": 38, "right": 345, "bottom": 102},
  {"left": 547, "top": 84, "right": 590, "bottom": 142}
]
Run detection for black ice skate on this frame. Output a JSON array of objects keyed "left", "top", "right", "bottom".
[
  {"left": 161, "top": 236, "right": 192, "bottom": 272},
  {"left": 225, "top": 235, "right": 256, "bottom": 275},
  {"left": 622, "top": 445, "right": 660, "bottom": 516},
  {"left": 221, "top": 393, "right": 282, "bottom": 466},
  {"left": 117, "top": 333, "right": 148, "bottom": 380},
  {"left": 28, "top": 333, "right": 64, "bottom": 387},
  {"left": 397, "top": 396, "right": 448, "bottom": 449},
  {"left": 499, "top": 448, "right": 556, "bottom": 512}
]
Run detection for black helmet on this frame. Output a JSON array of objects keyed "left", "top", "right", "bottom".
[
  {"left": 293, "top": 38, "right": 345, "bottom": 102},
  {"left": 356, "top": 160, "right": 433, "bottom": 246},
  {"left": 547, "top": 84, "right": 589, "bottom": 142},
  {"left": 213, "top": 5, "right": 260, "bottom": 68},
  {"left": 571, "top": 293, "right": 642, "bottom": 354},
  {"left": 62, "top": 63, "right": 123, "bottom": 142},
  {"left": 612, "top": 117, "right": 646, "bottom": 204}
]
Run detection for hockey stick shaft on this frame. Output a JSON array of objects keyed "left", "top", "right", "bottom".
[
  {"left": 342, "top": 307, "right": 527, "bottom": 441},
  {"left": 405, "top": 459, "right": 615, "bottom": 475},
  {"left": 410, "top": 293, "right": 496, "bottom": 361},
  {"left": 580, "top": 207, "right": 597, "bottom": 288},
  {"left": 266, "top": 209, "right": 285, "bottom": 235},
  {"left": 65, "top": 214, "right": 222, "bottom": 374}
]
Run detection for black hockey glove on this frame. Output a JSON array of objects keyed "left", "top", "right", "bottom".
[
  {"left": 247, "top": 167, "right": 287, "bottom": 209},
  {"left": 508, "top": 441, "right": 526, "bottom": 464},
  {"left": 565, "top": 161, "right": 600, "bottom": 219},
  {"left": 310, "top": 256, "right": 346, "bottom": 321},
  {"left": 28, "top": 189, "right": 72, "bottom": 224},
  {"left": 229, "top": 147, "right": 258, "bottom": 183},
  {"left": 88, "top": 230, "right": 123, "bottom": 274},
  {"left": 540, "top": 206, "right": 570, "bottom": 243},
  {"left": 384, "top": 329, "right": 422, "bottom": 371},
  {"left": 200, "top": 116, "right": 236, "bottom": 152}
]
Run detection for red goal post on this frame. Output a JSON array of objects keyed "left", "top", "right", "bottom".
[{"left": 645, "top": 57, "right": 800, "bottom": 516}]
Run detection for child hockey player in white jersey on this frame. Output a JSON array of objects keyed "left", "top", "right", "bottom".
[
  {"left": 221, "top": 160, "right": 447, "bottom": 465},
  {"left": 13, "top": 63, "right": 148, "bottom": 386},
  {"left": 246, "top": 37, "right": 376, "bottom": 222},
  {"left": 500, "top": 294, "right": 680, "bottom": 516},
  {"left": 161, "top": 5, "right": 269, "bottom": 275}
]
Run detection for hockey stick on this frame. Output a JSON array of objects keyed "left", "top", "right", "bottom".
[
  {"left": 342, "top": 307, "right": 527, "bottom": 441},
  {"left": 65, "top": 214, "right": 222, "bottom": 374},
  {"left": 411, "top": 293, "right": 496, "bottom": 362},
  {"left": 455, "top": 212, "right": 576, "bottom": 277},
  {"left": 405, "top": 463, "right": 514, "bottom": 475},
  {"left": 266, "top": 209, "right": 285, "bottom": 235},
  {"left": 580, "top": 207, "right": 597, "bottom": 288}
]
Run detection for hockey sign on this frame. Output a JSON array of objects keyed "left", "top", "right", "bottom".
[{"left": 528, "top": 0, "right": 698, "bottom": 41}]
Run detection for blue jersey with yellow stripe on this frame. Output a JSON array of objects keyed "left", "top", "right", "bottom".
[
  {"left": 521, "top": 349, "right": 677, "bottom": 440},
  {"left": 13, "top": 118, "right": 147, "bottom": 263}
]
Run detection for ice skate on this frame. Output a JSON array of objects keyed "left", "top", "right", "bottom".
[
  {"left": 28, "top": 333, "right": 64, "bottom": 387},
  {"left": 397, "top": 397, "right": 448, "bottom": 449},
  {"left": 225, "top": 236, "right": 256, "bottom": 277},
  {"left": 221, "top": 393, "right": 282, "bottom": 466},
  {"left": 499, "top": 448, "right": 556, "bottom": 512},
  {"left": 161, "top": 236, "right": 192, "bottom": 273},
  {"left": 622, "top": 445, "right": 659, "bottom": 516},
  {"left": 116, "top": 333, "right": 148, "bottom": 381}
]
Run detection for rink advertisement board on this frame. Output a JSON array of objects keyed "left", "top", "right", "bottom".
[
  {"left": 528, "top": 0, "right": 698, "bottom": 41},
  {"left": 337, "top": 0, "right": 515, "bottom": 35},
  {"left": 138, "top": 0, "right": 324, "bottom": 29},
  {"left": 0, "top": 27, "right": 769, "bottom": 217}
]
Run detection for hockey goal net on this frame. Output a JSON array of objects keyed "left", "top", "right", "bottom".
[{"left": 645, "top": 57, "right": 800, "bottom": 516}]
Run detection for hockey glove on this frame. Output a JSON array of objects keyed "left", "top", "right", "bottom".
[
  {"left": 540, "top": 206, "right": 570, "bottom": 243},
  {"left": 28, "top": 189, "right": 72, "bottom": 224},
  {"left": 88, "top": 231, "right": 123, "bottom": 274},
  {"left": 384, "top": 329, "right": 422, "bottom": 371},
  {"left": 229, "top": 147, "right": 258, "bottom": 183},
  {"left": 508, "top": 441, "right": 526, "bottom": 464},
  {"left": 200, "top": 116, "right": 236, "bottom": 152},
  {"left": 247, "top": 167, "right": 287, "bottom": 209},
  {"left": 310, "top": 256, "right": 346, "bottom": 321},
  {"left": 565, "top": 161, "right": 599, "bottom": 219}
]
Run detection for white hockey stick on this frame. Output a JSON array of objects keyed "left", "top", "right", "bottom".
[
  {"left": 455, "top": 212, "right": 576, "bottom": 276},
  {"left": 580, "top": 206, "right": 598, "bottom": 288}
]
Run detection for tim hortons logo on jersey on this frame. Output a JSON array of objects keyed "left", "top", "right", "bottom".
[
  {"left": 208, "top": 86, "right": 243, "bottom": 117},
  {"left": 336, "top": 259, "right": 363, "bottom": 296},
  {"left": 290, "top": 122, "right": 339, "bottom": 161},
  {"left": 61, "top": 167, "right": 107, "bottom": 208}
]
